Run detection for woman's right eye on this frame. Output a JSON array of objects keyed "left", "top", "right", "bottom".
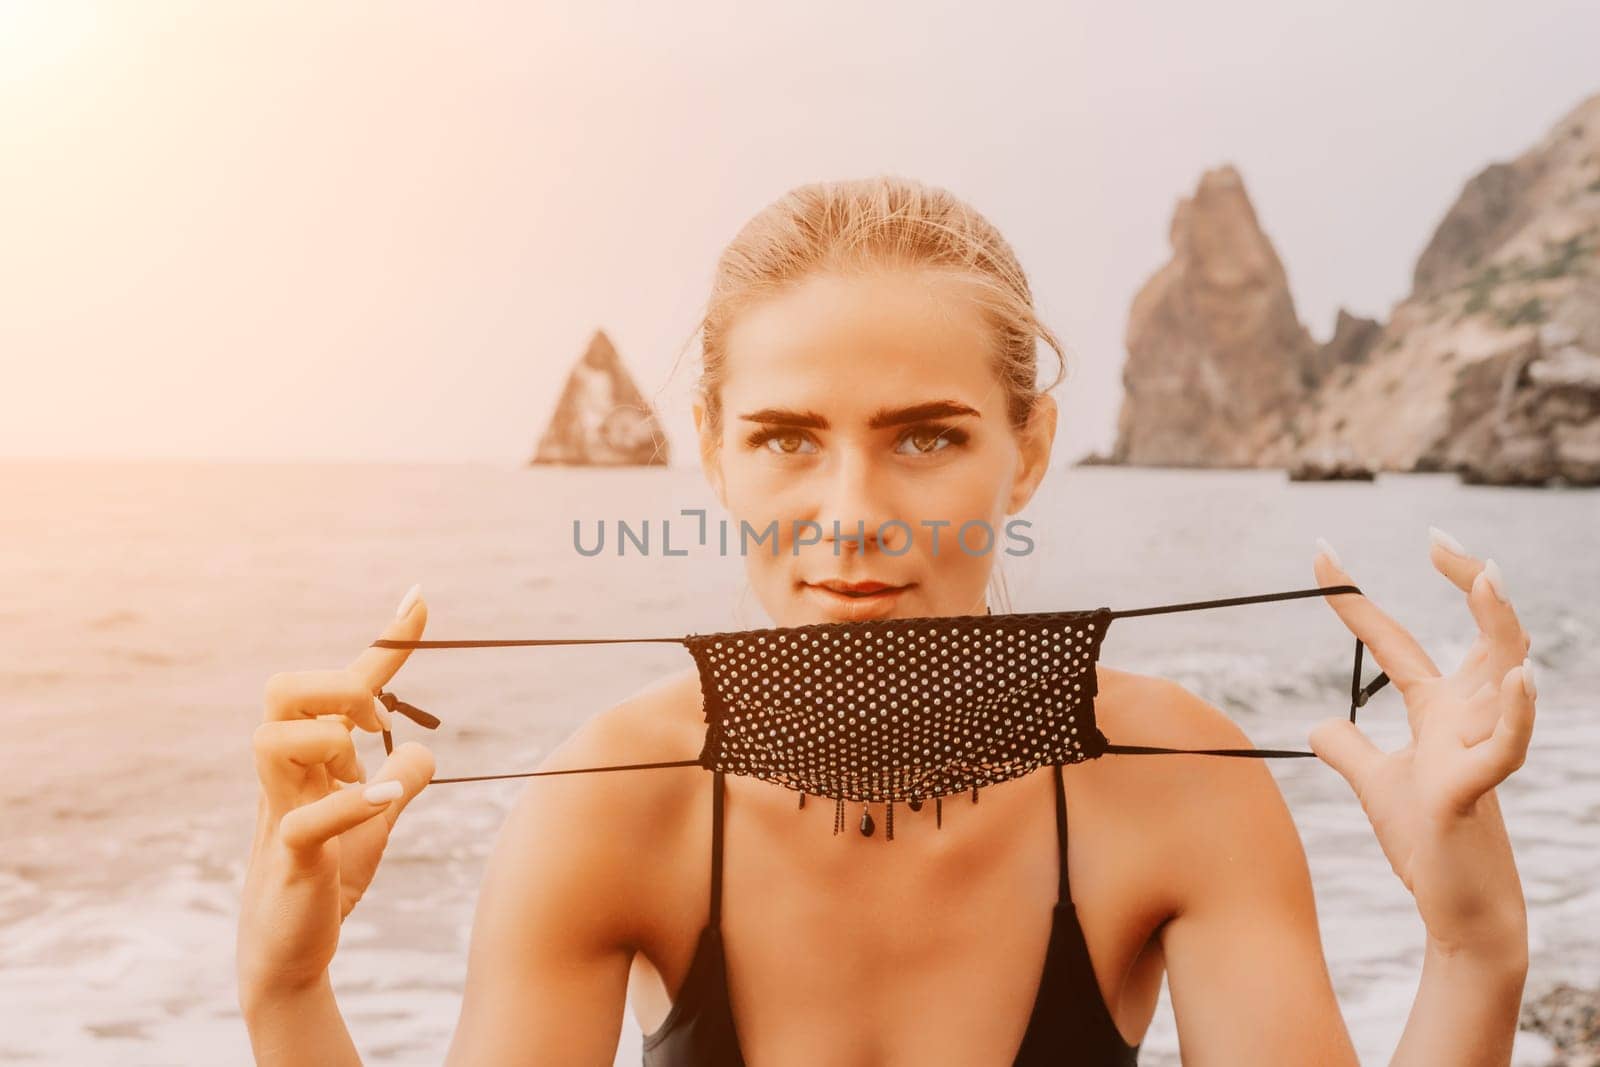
[{"left": 747, "top": 429, "right": 818, "bottom": 455}]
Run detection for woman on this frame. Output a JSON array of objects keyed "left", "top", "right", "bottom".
[{"left": 237, "top": 177, "right": 1537, "bottom": 1065}]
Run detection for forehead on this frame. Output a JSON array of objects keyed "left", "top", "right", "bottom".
[{"left": 719, "top": 268, "right": 1002, "bottom": 412}]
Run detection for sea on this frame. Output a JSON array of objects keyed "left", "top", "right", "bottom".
[{"left": 0, "top": 459, "right": 1595, "bottom": 1066}]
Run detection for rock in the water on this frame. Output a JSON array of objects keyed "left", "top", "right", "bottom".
[
  {"left": 1287, "top": 443, "right": 1375, "bottom": 481},
  {"left": 530, "top": 330, "right": 670, "bottom": 466},
  {"left": 1113, "top": 165, "right": 1318, "bottom": 468}
]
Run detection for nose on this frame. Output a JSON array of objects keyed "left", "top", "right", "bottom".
[{"left": 813, "top": 449, "right": 903, "bottom": 556}]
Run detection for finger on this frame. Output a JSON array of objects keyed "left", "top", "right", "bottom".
[
  {"left": 1314, "top": 544, "right": 1440, "bottom": 690},
  {"left": 1425, "top": 528, "right": 1532, "bottom": 669},
  {"left": 368, "top": 741, "right": 436, "bottom": 830},
  {"left": 1425, "top": 526, "right": 1479, "bottom": 592},
  {"left": 1309, "top": 716, "right": 1384, "bottom": 800},
  {"left": 263, "top": 669, "right": 383, "bottom": 731},
  {"left": 347, "top": 585, "right": 428, "bottom": 716},
  {"left": 319, "top": 715, "right": 370, "bottom": 782},
  {"left": 253, "top": 717, "right": 364, "bottom": 810},
  {"left": 279, "top": 778, "right": 407, "bottom": 857},
  {"left": 1467, "top": 559, "right": 1531, "bottom": 663},
  {"left": 1459, "top": 661, "right": 1537, "bottom": 798},
  {"left": 1454, "top": 680, "right": 1503, "bottom": 747}
]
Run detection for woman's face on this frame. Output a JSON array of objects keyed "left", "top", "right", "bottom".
[{"left": 695, "top": 267, "right": 1056, "bottom": 627}]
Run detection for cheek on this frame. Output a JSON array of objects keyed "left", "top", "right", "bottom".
[
  {"left": 916, "top": 458, "right": 1014, "bottom": 526},
  {"left": 719, "top": 456, "right": 804, "bottom": 523}
]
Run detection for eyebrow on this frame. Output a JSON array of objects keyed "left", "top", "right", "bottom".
[{"left": 736, "top": 400, "right": 982, "bottom": 430}]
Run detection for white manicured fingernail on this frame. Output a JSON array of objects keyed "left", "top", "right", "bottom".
[
  {"left": 396, "top": 583, "right": 422, "bottom": 619},
  {"left": 1314, "top": 537, "right": 1342, "bottom": 569},
  {"left": 1428, "top": 526, "right": 1469, "bottom": 557},
  {"left": 1520, "top": 658, "right": 1536, "bottom": 700},
  {"left": 372, "top": 695, "right": 393, "bottom": 731},
  {"left": 363, "top": 779, "right": 403, "bottom": 805},
  {"left": 1481, "top": 559, "right": 1510, "bottom": 603}
]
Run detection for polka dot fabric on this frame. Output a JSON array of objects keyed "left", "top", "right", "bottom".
[{"left": 685, "top": 607, "right": 1114, "bottom": 803}]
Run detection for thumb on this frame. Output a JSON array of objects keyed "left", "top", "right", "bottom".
[
  {"left": 371, "top": 740, "right": 436, "bottom": 829},
  {"left": 1309, "top": 717, "right": 1383, "bottom": 799}
]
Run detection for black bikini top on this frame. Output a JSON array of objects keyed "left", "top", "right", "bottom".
[{"left": 371, "top": 583, "right": 1389, "bottom": 837}]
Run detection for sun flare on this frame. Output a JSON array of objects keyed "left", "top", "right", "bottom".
[{"left": 0, "top": 0, "right": 100, "bottom": 85}]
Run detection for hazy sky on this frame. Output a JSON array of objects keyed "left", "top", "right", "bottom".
[{"left": 3, "top": 0, "right": 1597, "bottom": 465}]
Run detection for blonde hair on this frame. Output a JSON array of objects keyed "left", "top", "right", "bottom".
[{"left": 693, "top": 175, "right": 1070, "bottom": 439}]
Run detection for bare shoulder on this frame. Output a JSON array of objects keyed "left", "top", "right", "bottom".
[
  {"left": 538, "top": 663, "right": 708, "bottom": 777},
  {"left": 482, "top": 665, "right": 709, "bottom": 945},
  {"left": 1092, "top": 663, "right": 1254, "bottom": 752},
  {"left": 1090, "top": 663, "right": 1305, "bottom": 898},
  {"left": 447, "top": 672, "right": 716, "bottom": 1061}
]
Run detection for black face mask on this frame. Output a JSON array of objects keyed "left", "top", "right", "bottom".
[{"left": 374, "top": 583, "right": 1389, "bottom": 840}]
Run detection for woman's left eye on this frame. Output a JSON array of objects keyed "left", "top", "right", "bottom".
[{"left": 895, "top": 425, "right": 967, "bottom": 455}]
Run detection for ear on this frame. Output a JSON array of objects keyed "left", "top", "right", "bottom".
[
  {"left": 692, "top": 398, "right": 728, "bottom": 508},
  {"left": 1006, "top": 394, "right": 1057, "bottom": 514}
]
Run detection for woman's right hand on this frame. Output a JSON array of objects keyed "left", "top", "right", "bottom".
[{"left": 237, "top": 585, "right": 437, "bottom": 1005}]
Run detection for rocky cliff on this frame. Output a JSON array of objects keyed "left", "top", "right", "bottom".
[
  {"left": 530, "top": 330, "right": 671, "bottom": 466},
  {"left": 1111, "top": 92, "right": 1600, "bottom": 486},
  {"left": 1280, "top": 92, "right": 1600, "bottom": 484}
]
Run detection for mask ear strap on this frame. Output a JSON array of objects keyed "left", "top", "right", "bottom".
[
  {"left": 371, "top": 634, "right": 689, "bottom": 763},
  {"left": 1349, "top": 639, "right": 1390, "bottom": 723},
  {"left": 1101, "top": 585, "right": 1393, "bottom": 759}
]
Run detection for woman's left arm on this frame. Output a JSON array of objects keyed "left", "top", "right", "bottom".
[
  {"left": 1157, "top": 532, "right": 1534, "bottom": 1066},
  {"left": 1307, "top": 534, "right": 1534, "bottom": 1066}
]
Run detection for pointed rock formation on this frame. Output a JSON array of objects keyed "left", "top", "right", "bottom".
[
  {"left": 530, "top": 330, "right": 670, "bottom": 466},
  {"left": 1112, "top": 165, "right": 1318, "bottom": 467}
]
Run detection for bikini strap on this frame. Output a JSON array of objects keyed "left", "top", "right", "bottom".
[
  {"left": 1052, "top": 762, "right": 1072, "bottom": 905},
  {"left": 709, "top": 769, "right": 726, "bottom": 928}
]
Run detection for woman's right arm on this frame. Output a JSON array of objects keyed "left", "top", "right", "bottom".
[
  {"left": 240, "top": 586, "right": 691, "bottom": 1064},
  {"left": 237, "top": 588, "right": 436, "bottom": 1064}
]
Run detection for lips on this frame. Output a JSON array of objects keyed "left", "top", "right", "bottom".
[
  {"left": 800, "top": 578, "right": 914, "bottom": 621},
  {"left": 810, "top": 579, "right": 906, "bottom": 597}
]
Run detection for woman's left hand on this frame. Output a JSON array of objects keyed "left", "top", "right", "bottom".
[{"left": 1308, "top": 529, "right": 1536, "bottom": 957}]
